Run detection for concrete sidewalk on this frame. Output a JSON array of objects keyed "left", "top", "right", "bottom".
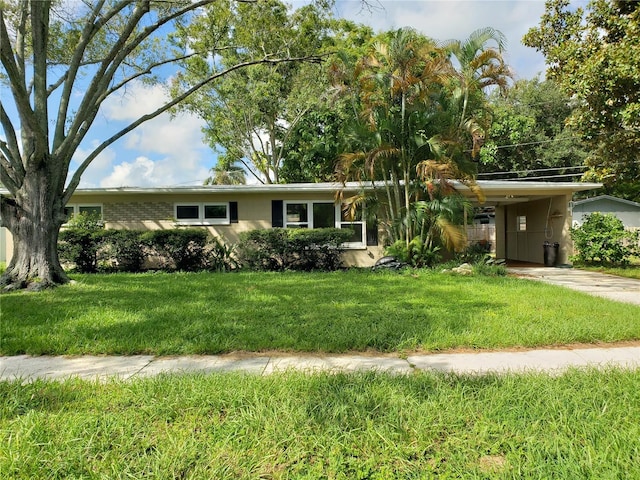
[
  {"left": 2, "top": 346, "right": 639, "bottom": 382},
  {"left": 508, "top": 267, "right": 640, "bottom": 305}
]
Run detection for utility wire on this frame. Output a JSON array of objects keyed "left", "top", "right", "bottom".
[{"left": 477, "top": 165, "right": 588, "bottom": 178}]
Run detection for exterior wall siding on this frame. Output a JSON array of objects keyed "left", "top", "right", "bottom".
[
  {"left": 83, "top": 192, "right": 382, "bottom": 267},
  {"left": 104, "top": 202, "right": 173, "bottom": 223}
]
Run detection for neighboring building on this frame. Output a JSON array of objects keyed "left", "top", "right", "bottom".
[
  {"left": 0, "top": 180, "right": 602, "bottom": 266},
  {"left": 571, "top": 195, "right": 640, "bottom": 229}
]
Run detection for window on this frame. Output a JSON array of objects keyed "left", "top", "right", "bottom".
[
  {"left": 64, "top": 204, "right": 103, "bottom": 222},
  {"left": 517, "top": 215, "right": 527, "bottom": 232},
  {"left": 282, "top": 201, "right": 366, "bottom": 248},
  {"left": 175, "top": 203, "right": 230, "bottom": 225},
  {"left": 340, "top": 204, "right": 366, "bottom": 247}
]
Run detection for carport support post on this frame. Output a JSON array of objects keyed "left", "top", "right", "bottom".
[
  {"left": 494, "top": 206, "right": 506, "bottom": 260},
  {"left": 560, "top": 193, "right": 573, "bottom": 265}
]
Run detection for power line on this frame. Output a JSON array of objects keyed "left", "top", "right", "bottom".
[
  {"left": 496, "top": 173, "right": 585, "bottom": 182},
  {"left": 477, "top": 165, "right": 588, "bottom": 178}
]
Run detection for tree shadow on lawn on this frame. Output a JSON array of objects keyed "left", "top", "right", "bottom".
[{"left": 1, "top": 272, "right": 505, "bottom": 355}]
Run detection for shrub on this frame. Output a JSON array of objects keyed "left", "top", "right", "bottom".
[
  {"left": 237, "top": 228, "right": 352, "bottom": 271},
  {"left": 570, "top": 213, "right": 638, "bottom": 266},
  {"left": 288, "top": 228, "right": 353, "bottom": 271},
  {"left": 236, "top": 229, "right": 291, "bottom": 271},
  {"left": 57, "top": 212, "right": 105, "bottom": 273},
  {"left": 142, "top": 229, "right": 209, "bottom": 271},
  {"left": 204, "top": 236, "right": 239, "bottom": 272},
  {"left": 385, "top": 238, "right": 441, "bottom": 268},
  {"left": 100, "top": 230, "right": 146, "bottom": 272}
]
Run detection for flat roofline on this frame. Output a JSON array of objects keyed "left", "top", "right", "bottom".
[{"left": 1, "top": 180, "right": 603, "bottom": 196}]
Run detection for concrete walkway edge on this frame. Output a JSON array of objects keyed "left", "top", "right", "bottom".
[{"left": 2, "top": 346, "right": 640, "bottom": 382}]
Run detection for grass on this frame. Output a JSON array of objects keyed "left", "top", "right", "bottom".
[
  {"left": 2, "top": 369, "right": 639, "bottom": 479},
  {"left": 2, "top": 270, "right": 639, "bottom": 356}
]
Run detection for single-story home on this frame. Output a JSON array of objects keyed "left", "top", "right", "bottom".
[
  {"left": 571, "top": 195, "right": 640, "bottom": 229},
  {"left": 0, "top": 180, "right": 601, "bottom": 266}
]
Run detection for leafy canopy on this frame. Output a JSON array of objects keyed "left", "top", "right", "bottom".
[{"left": 524, "top": 0, "right": 640, "bottom": 201}]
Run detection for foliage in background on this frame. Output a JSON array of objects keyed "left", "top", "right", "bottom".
[
  {"left": 570, "top": 212, "right": 639, "bottom": 266},
  {"left": 524, "top": 0, "right": 640, "bottom": 201},
  {"left": 236, "top": 228, "right": 352, "bottom": 271},
  {"left": 171, "top": 0, "right": 343, "bottom": 184},
  {"left": 479, "top": 78, "right": 588, "bottom": 178}
]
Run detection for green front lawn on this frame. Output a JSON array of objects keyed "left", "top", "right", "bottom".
[
  {"left": 2, "top": 369, "right": 639, "bottom": 479},
  {"left": 2, "top": 270, "right": 639, "bottom": 356}
]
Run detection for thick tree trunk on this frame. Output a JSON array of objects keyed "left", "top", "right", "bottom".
[{"left": 1, "top": 174, "right": 69, "bottom": 291}]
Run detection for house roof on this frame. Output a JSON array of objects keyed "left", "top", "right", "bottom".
[
  {"left": 1, "top": 180, "right": 602, "bottom": 205},
  {"left": 572, "top": 195, "right": 640, "bottom": 209}
]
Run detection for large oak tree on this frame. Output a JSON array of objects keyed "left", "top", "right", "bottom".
[{"left": 0, "top": 0, "right": 320, "bottom": 290}]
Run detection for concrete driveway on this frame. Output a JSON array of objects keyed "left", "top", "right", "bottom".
[{"left": 508, "top": 267, "right": 640, "bottom": 305}]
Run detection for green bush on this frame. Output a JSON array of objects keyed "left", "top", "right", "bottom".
[
  {"left": 288, "top": 228, "right": 353, "bottom": 271},
  {"left": 237, "top": 228, "right": 352, "bottom": 271},
  {"left": 570, "top": 213, "right": 638, "bottom": 266},
  {"left": 236, "top": 229, "right": 290, "bottom": 271},
  {"left": 204, "top": 236, "right": 238, "bottom": 272},
  {"left": 57, "top": 212, "right": 105, "bottom": 273},
  {"left": 385, "top": 238, "right": 441, "bottom": 268},
  {"left": 100, "top": 230, "right": 146, "bottom": 272},
  {"left": 142, "top": 229, "right": 209, "bottom": 271}
]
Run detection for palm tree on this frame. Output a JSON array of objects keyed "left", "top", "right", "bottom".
[
  {"left": 336, "top": 28, "right": 456, "bottom": 244},
  {"left": 204, "top": 160, "right": 247, "bottom": 185},
  {"left": 443, "top": 27, "right": 512, "bottom": 155}
]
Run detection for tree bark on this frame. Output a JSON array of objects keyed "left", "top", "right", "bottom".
[{"left": 1, "top": 170, "right": 68, "bottom": 291}]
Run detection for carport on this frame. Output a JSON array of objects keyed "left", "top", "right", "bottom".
[{"left": 457, "top": 181, "right": 602, "bottom": 265}]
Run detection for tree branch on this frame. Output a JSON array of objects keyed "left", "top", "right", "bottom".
[
  {"left": 52, "top": 0, "right": 112, "bottom": 149},
  {"left": 0, "top": 102, "right": 25, "bottom": 190},
  {"left": 63, "top": 54, "right": 320, "bottom": 201},
  {"left": 105, "top": 52, "right": 201, "bottom": 97},
  {"left": 57, "top": 0, "right": 213, "bottom": 163},
  {"left": 0, "top": 7, "right": 44, "bottom": 144}
]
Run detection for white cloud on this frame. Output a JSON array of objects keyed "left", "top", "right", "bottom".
[
  {"left": 102, "top": 83, "right": 168, "bottom": 121},
  {"left": 334, "top": 0, "right": 550, "bottom": 79},
  {"left": 77, "top": 81, "right": 213, "bottom": 187},
  {"left": 96, "top": 153, "right": 211, "bottom": 188},
  {"left": 100, "top": 156, "right": 157, "bottom": 187}
]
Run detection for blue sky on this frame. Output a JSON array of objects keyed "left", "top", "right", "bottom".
[{"left": 4, "top": 1, "right": 589, "bottom": 189}]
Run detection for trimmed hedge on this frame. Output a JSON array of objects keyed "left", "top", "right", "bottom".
[
  {"left": 140, "top": 229, "right": 209, "bottom": 271},
  {"left": 58, "top": 226, "right": 235, "bottom": 273},
  {"left": 236, "top": 228, "right": 353, "bottom": 271}
]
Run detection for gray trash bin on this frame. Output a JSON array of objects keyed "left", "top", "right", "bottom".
[{"left": 543, "top": 241, "right": 559, "bottom": 267}]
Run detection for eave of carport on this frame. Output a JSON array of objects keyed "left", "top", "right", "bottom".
[{"left": 452, "top": 180, "right": 603, "bottom": 205}]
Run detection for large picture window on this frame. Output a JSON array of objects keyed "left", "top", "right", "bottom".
[
  {"left": 175, "top": 203, "right": 230, "bottom": 225},
  {"left": 63, "top": 204, "right": 103, "bottom": 222},
  {"left": 283, "top": 201, "right": 366, "bottom": 248}
]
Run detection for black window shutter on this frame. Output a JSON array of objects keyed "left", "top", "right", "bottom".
[
  {"left": 271, "top": 200, "right": 283, "bottom": 227},
  {"left": 366, "top": 218, "right": 378, "bottom": 246},
  {"left": 229, "top": 202, "right": 238, "bottom": 223}
]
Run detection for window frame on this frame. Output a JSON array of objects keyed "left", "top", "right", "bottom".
[
  {"left": 174, "top": 202, "right": 230, "bottom": 225},
  {"left": 517, "top": 215, "right": 527, "bottom": 232},
  {"left": 63, "top": 204, "right": 103, "bottom": 222},
  {"left": 282, "top": 200, "right": 366, "bottom": 248}
]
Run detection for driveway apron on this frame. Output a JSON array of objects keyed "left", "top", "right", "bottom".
[{"left": 508, "top": 267, "right": 640, "bottom": 305}]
